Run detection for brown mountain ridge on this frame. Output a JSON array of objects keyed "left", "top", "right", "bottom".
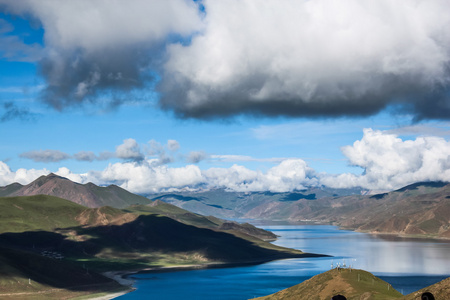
[{"left": 0, "top": 173, "right": 150, "bottom": 208}]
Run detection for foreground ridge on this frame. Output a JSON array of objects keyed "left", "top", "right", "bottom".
[{"left": 252, "top": 268, "right": 450, "bottom": 300}]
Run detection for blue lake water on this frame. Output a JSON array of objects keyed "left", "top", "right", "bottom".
[{"left": 116, "top": 225, "right": 450, "bottom": 299}]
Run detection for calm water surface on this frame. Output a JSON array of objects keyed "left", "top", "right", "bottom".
[{"left": 117, "top": 225, "right": 450, "bottom": 299}]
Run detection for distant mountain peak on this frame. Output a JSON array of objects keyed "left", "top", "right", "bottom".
[{"left": 33, "top": 173, "right": 70, "bottom": 186}]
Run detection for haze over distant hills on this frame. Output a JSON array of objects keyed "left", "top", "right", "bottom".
[{"left": 149, "top": 186, "right": 363, "bottom": 219}]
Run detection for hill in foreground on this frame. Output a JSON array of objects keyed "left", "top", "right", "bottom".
[
  {"left": 253, "top": 268, "right": 450, "bottom": 300},
  {"left": 253, "top": 268, "right": 403, "bottom": 300}
]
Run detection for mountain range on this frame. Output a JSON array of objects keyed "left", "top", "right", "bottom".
[
  {"left": 151, "top": 182, "right": 450, "bottom": 239},
  {"left": 2, "top": 175, "right": 449, "bottom": 240},
  {"left": 149, "top": 186, "right": 363, "bottom": 219}
]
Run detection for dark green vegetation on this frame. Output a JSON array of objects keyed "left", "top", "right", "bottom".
[
  {"left": 253, "top": 268, "right": 450, "bottom": 300},
  {"left": 0, "top": 188, "right": 310, "bottom": 298},
  {"left": 153, "top": 182, "right": 450, "bottom": 239},
  {"left": 0, "top": 246, "right": 124, "bottom": 300},
  {"left": 0, "top": 173, "right": 150, "bottom": 208}
]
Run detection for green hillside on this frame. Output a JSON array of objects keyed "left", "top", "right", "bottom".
[
  {"left": 0, "top": 195, "right": 85, "bottom": 233},
  {"left": 0, "top": 183, "right": 23, "bottom": 197}
]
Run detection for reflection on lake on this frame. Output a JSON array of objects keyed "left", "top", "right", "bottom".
[{"left": 117, "top": 225, "right": 450, "bottom": 299}]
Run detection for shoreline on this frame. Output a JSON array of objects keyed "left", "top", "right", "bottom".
[
  {"left": 254, "top": 220, "right": 450, "bottom": 241},
  {"left": 93, "top": 252, "right": 328, "bottom": 299},
  {"left": 343, "top": 227, "right": 450, "bottom": 241}
]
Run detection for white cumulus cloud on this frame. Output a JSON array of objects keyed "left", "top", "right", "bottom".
[
  {"left": 115, "top": 138, "right": 144, "bottom": 161},
  {"left": 203, "top": 159, "right": 317, "bottom": 192},
  {"left": 160, "top": 0, "right": 450, "bottom": 119},
  {"left": 322, "top": 128, "right": 450, "bottom": 190},
  {"left": 0, "top": 161, "right": 50, "bottom": 186}
]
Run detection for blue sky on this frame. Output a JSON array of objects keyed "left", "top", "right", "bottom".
[{"left": 1, "top": 0, "right": 450, "bottom": 194}]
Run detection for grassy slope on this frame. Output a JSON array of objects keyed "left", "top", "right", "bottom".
[
  {"left": 0, "top": 183, "right": 23, "bottom": 197},
  {"left": 0, "top": 195, "right": 85, "bottom": 233},
  {"left": 83, "top": 183, "right": 151, "bottom": 208}
]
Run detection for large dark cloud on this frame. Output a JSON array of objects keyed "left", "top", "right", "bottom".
[
  {"left": 159, "top": 72, "right": 417, "bottom": 119},
  {"left": 39, "top": 48, "right": 153, "bottom": 110}
]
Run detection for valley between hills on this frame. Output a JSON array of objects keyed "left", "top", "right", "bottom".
[{"left": 0, "top": 174, "right": 449, "bottom": 299}]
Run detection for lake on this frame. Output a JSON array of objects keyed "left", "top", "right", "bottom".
[{"left": 116, "top": 225, "right": 450, "bottom": 299}]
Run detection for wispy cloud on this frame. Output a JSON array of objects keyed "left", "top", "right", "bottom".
[
  {"left": 19, "top": 150, "right": 70, "bottom": 163},
  {"left": 0, "top": 19, "right": 43, "bottom": 62},
  {"left": 18, "top": 138, "right": 181, "bottom": 165},
  {"left": 187, "top": 151, "right": 209, "bottom": 164},
  {"left": 1, "top": 101, "right": 37, "bottom": 122}
]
